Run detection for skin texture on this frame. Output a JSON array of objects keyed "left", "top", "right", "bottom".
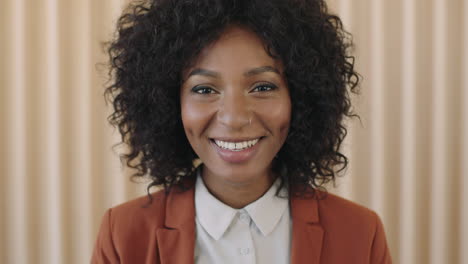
[{"left": 180, "top": 25, "right": 291, "bottom": 208}]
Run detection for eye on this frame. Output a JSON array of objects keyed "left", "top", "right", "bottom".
[
  {"left": 251, "top": 83, "right": 277, "bottom": 92},
  {"left": 191, "top": 86, "right": 216, "bottom": 94}
]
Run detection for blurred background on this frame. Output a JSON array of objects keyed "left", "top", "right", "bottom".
[{"left": 0, "top": 0, "right": 466, "bottom": 263}]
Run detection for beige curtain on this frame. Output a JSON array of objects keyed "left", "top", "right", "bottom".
[{"left": 0, "top": 0, "right": 466, "bottom": 263}]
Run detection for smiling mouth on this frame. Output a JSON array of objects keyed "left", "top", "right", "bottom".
[{"left": 210, "top": 137, "right": 264, "bottom": 151}]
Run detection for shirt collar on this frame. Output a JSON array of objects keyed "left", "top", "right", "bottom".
[
  {"left": 244, "top": 176, "right": 288, "bottom": 236},
  {"left": 195, "top": 168, "right": 237, "bottom": 240},
  {"left": 194, "top": 166, "right": 289, "bottom": 240}
]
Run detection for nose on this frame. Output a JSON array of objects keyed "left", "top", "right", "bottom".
[{"left": 217, "top": 91, "right": 251, "bottom": 130}]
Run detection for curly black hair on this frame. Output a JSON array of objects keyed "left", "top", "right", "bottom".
[{"left": 105, "top": 0, "right": 360, "bottom": 198}]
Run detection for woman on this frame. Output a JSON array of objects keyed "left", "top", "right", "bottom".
[{"left": 92, "top": 0, "right": 392, "bottom": 263}]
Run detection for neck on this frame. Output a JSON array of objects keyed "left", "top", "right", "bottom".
[{"left": 201, "top": 166, "right": 276, "bottom": 209}]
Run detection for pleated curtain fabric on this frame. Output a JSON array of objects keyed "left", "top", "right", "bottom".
[{"left": 0, "top": 0, "right": 467, "bottom": 263}]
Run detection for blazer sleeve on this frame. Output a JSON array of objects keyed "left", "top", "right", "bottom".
[
  {"left": 91, "top": 209, "right": 120, "bottom": 264},
  {"left": 369, "top": 211, "right": 392, "bottom": 264}
]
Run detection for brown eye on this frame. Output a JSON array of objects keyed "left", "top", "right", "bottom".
[
  {"left": 251, "top": 83, "right": 277, "bottom": 92},
  {"left": 191, "top": 86, "right": 216, "bottom": 94}
]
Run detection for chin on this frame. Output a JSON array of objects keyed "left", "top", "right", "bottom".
[{"left": 208, "top": 162, "right": 270, "bottom": 184}]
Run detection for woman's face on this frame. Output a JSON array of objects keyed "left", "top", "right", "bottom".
[{"left": 180, "top": 25, "right": 291, "bottom": 185}]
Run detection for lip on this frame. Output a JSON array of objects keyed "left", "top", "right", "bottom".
[
  {"left": 209, "top": 137, "right": 263, "bottom": 163},
  {"left": 210, "top": 136, "right": 263, "bottom": 142}
]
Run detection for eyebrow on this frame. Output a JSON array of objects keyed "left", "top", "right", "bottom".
[{"left": 186, "top": 66, "right": 281, "bottom": 79}]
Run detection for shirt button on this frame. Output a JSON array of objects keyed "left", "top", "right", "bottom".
[
  {"left": 240, "top": 213, "right": 249, "bottom": 221},
  {"left": 237, "top": 248, "right": 251, "bottom": 255}
]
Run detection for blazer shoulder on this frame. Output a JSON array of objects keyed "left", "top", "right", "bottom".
[
  {"left": 316, "top": 191, "right": 383, "bottom": 239},
  {"left": 317, "top": 191, "right": 376, "bottom": 220},
  {"left": 317, "top": 191, "right": 392, "bottom": 263},
  {"left": 110, "top": 189, "right": 168, "bottom": 232},
  {"left": 112, "top": 189, "right": 167, "bottom": 212},
  {"left": 92, "top": 189, "right": 169, "bottom": 263}
]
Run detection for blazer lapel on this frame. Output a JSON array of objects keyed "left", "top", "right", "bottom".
[
  {"left": 157, "top": 178, "right": 196, "bottom": 264},
  {"left": 290, "top": 190, "right": 324, "bottom": 264},
  {"left": 155, "top": 177, "right": 325, "bottom": 264}
]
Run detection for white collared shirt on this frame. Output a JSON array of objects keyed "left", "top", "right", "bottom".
[{"left": 194, "top": 169, "right": 291, "bottom": 263}]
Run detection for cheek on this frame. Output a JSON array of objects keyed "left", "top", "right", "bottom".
[
  {"left": 255, "top": 94, "right": 291, "bottom": 146},
  {"left": 181, "top": 102, "right": 197, "bottom": 138},
  {"left": 180, "top": 96, "right": 211, "bottom": 139},
  {"left": 265, "top": 96, "right": 291, "bottom": 134},
  {"left": 276, "top": 101, "right": 292, "bottom": 140}
]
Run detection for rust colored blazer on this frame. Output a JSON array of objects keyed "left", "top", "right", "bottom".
[{"left": 92, "top": 180, "right": 392, "bottom": 264}]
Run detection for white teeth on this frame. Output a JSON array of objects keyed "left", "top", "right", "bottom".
[{"left": 214, "top": 138, "right": 260, "bottom": 151}]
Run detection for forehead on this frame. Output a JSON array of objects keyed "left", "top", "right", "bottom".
[{"left": 183, "top": 25, "right": 283, "bottom": 78}]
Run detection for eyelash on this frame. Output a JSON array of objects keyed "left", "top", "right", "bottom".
[
  {"left": 191, "top": 83, "right": 277, "bottom": 94},
  {"left": 191, "top": 86, "right": 215, "bottom": 94},
  {"left": 252, "top": 83, "right": 277, "bottom": 92}
]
